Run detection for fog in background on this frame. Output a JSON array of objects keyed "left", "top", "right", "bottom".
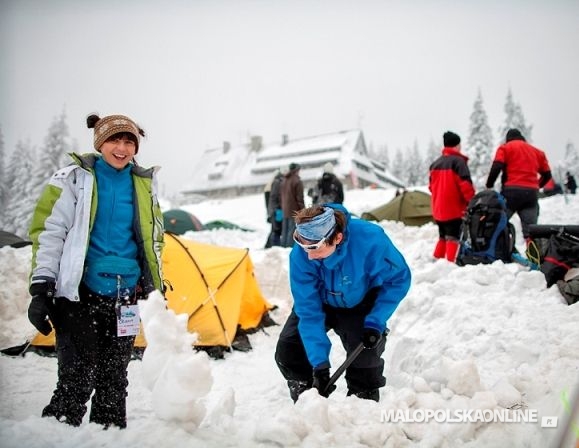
[{"left": 1, "top": 0, "right": 578, "bottom": 195}]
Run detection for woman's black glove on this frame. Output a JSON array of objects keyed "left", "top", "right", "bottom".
[
  {"left": 28, "top": 282, "right": 55, "bottom": 336},
  {"left": 362, "top": 327, "right": 382, "bottom": 349},
  {"left": 312, "top": 368, "right": 336, "bottom": 398}
]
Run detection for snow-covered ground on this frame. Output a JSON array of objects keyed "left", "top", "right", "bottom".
[{"left": 1, "top": 188, "right": 578, "bottom": 448}]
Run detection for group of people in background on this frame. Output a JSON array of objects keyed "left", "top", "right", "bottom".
[
  {"left": 267, "top": 125, "right": 567, "bottom": 263},
  {"left": 264, "top": 161, "right": 344, "bottom": 249},
  {"left": 428, "top": 127, "right": 556, "bottom": 260}
]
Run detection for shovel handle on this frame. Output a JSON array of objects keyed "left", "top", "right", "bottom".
[
  {"left": 323, "top": 342, "right": 365, "bottom": 394},
  {"left": 323, "top": 328, "right": 390, "bottom": 394}
]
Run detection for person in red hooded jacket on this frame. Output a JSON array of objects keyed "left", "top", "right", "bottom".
[
  {"left": 485, "top": 128, "right": 552, "bottom": 242},
  {"left": 428, "top": 131, "right": 475, "bottom": 262}
]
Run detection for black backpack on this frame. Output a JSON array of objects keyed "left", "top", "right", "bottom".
[
  {"left": 456, "top": 190, "right": 515, "bottom": 265},
  {"left": 527, "top": 224, "right": 579, "bottom": 287}
]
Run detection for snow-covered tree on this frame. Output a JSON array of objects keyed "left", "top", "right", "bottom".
[
  {"left": 465, "top": 90, "right": 494, "bottom": 188},
  {"left": 4, "top": 140, "right": 37, "bottom": 237},
  {"left": 563, "top": 140, "right": 579, "bottom": 176},
  {"left": 405, "top": 140, "right": 424, "bottom": 186},
  {"left": 425, "top": 138, "right": 441, "bottom": 169},
  {"left": 29, "top": 110, "right": 72, "bottom": 201},
  {"left": 391, "top": 148, "right": 405, "bottom": 182},
  {"left": 0, "top": 126, "right": 6, "bottom": 224},
  {"left": 378, "top": 144, "right": 390, "bottom": 170},
  {"left": 368, "top": 143, "right": 390, "bottom": 170},
  {"left": 381, "top": 144, "right": 390, "bottom": 171},
  {"left": 497, "top": 88, "right": 533, "bottom": 143}
]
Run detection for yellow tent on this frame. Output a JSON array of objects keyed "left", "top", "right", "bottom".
[
  {"left": 161, "top": 232, "right": 273, "bottom": 347},
  {"left": 26, "top": 233, "right": 273, "bottom": 353}
]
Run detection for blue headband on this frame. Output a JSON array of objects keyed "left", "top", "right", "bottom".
[{"left": 296, "top": 207, "right": 336, "bottom": 241}]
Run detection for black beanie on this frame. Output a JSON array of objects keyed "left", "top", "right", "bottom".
[
  {"left": 505, "top": 128, "right": 525, "bottom": 142},
  {"left": 443, "top": 131, "right": 461, "bottom": 147}
]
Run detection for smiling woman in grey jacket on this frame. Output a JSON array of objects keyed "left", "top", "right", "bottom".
[{"left": 27, "top": 113, "right": 164, "bottom": 429}]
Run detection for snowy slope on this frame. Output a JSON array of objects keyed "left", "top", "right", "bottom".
[{"left": 0, "top": 189, "right": 578, "bottom": 448}]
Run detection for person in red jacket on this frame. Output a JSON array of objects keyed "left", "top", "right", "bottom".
[
  {"left": 485, "top": 128, "right": 552, "bottom": 241},
  {"left": 429, "top": 131, "right": 475, "bottom": 261}
]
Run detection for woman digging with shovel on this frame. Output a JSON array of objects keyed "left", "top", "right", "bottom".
[{"left": 275, "top": 204, "right": 411, "bottom": 402}]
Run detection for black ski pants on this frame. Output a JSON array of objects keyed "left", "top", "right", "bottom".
[
  {"left": 502, "top": 187, "right": 539, "bottom": 239},
  {"left": 265, "top": 219, "right": 282, "bottom": 248},
  {"left": 43, "top": 283, "right": 135, "bottom": 428},
  {"left": 275, "top": 288, "right": 387, "bottom": 395},
  {"left": 436, "top": 218, "right": 463, "bottom": 241}
]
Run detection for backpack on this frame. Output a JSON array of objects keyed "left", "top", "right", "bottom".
[
  {"left": 527, "top": 225, "right": 579, "bottom": 287},
  {"left": 456, "top": 190, "right": 515, "bottom": 266}
]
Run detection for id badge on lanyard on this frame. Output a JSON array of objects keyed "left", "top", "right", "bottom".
[
  {"left": 114, "top": 275, "right": 140, "bottom": 337},
  {"left": 116, "top": 304, "right": 140, "bottom": 337}
]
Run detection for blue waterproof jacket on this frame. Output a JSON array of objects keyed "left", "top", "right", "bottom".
[{"left": 289, "top": 204, "right": 411, "bottom": 369}]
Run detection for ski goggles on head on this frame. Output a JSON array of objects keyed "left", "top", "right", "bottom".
[{"left": 293, "top": 225, "right": 336, "bottom": 251}]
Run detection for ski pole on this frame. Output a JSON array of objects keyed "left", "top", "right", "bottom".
[{"left": 323, "top": 342, "right": 364, "bottom": 394}]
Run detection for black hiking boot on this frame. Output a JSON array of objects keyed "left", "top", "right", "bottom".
[
  {"left": 42, "top": 405, "right": 83, "bottom": 426},
  {"left": 287, "top": 379, "right": 312, "bottom": 403},
  {"left": 347, "top": 389, "right": 380, "bottom": 402}
]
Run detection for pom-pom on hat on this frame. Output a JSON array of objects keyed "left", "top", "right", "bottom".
[
  {"left": 87, "top": 114, "right": 144, "bottom": 153},
  {"left": 443, "top": 131, "right": 461, "bottom": 148},
  {"left": 505, "top": 128, "right": 525, "bottom": 142}
]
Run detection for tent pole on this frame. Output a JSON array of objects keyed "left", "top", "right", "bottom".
[{"left": 167, "top": 232, "right": 241, "bottom": 348}]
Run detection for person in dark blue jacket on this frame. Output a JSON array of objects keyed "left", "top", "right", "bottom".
[{"left": 275, "top": 204, "right": 411, "bottom": 402}]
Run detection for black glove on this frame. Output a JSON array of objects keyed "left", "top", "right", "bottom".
[
  {"left": 27, "top": 282, "right": 55, "bottom": 336},
  {"left": 362, "top": 327, "right": 382, "bottom": 349},
  {"left": 312, "top": 368, "right": 336, "bottom": 398}
]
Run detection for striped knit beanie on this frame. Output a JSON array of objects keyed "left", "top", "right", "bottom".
[{"left": 87, "top": 114, "right": 143, "bottom": 153}]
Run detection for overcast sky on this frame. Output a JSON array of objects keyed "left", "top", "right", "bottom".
[{"left": 1, "top": 0, "right": 578, "bottom": 195}]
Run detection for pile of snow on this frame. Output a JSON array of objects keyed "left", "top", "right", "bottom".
[{"left": 0, "top": 188, "right": 578, "bottom": 447}]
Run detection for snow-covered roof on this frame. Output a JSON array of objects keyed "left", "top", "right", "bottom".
[{"left": 182, "top": 129, "right": 404, "bottom": 196}]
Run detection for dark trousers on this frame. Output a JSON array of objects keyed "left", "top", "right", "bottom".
[
  {"left": 43, "top": 283, "right": 135, "bottom": 428},
  {"left": 275, "top": 289, "right": 387, "bottom": 394},
  {"left": 265, "top": 219, "right": 282, "bottom": 248},
  {"left": 280, "top": 217, "right": 296, "bottom": 248},
  {"left": 436, "top": 218, "right": 463, "bottom": 241},
  {"left": 502, "top": 187, "right": 538, "bottom": 238}
]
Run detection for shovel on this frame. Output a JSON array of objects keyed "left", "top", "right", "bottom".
[
  {"left": 323, "top": 342, "right": 364, "bottom": 395},
  {"left": 323, "top": 328, "right": 390, "bottom": 395}
]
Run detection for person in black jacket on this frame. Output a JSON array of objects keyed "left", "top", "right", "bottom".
[{"left": 311, "top": 162, "right": 344, "bottom": 205}]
